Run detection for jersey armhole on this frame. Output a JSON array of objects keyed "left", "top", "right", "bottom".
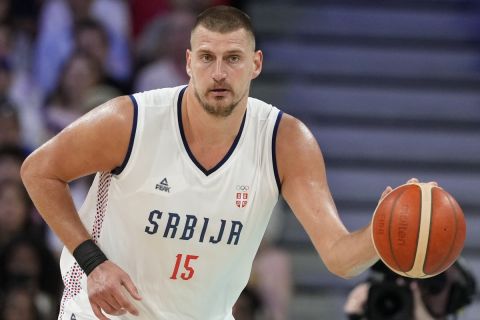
[
  {"left": 111, "top": 95, "right": 138, "bottom": 175},
  {"left": 272, "top": 111, "right": 284, "bottom": 193}
]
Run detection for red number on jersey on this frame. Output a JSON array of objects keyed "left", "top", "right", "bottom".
[{"left": 170, "top": 254, "right": 199, "bottom": 280}]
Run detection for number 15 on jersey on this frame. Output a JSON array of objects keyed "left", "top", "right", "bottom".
[{"left": 170, "top": 254, "right": 199, "bottom": 280}]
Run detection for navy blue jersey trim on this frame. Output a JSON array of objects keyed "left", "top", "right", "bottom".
[
  {"left": 272, "top": 111, "right": 284, "bottom": 193},
  {"left": 177, "top": 87, "right": 247, "bottom": 176},
  {"left": 112, "top": 95, "right": 138, "bottom": 175}
]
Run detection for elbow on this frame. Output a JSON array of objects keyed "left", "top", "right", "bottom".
[
  {"left": 20, "top": 153, "right": 39, "bottom": 187},
  {"left": 322, "top": 254, "right": 358, "bottom": 280},
  {"left": 20, "top": 155, "right": 31, "bottom": 182},
  {"left": 336, "top": 270, "right": 356, "bottom": 280},
  {"left": 326, "top": 264, "right": 355, "bottom": 280}
]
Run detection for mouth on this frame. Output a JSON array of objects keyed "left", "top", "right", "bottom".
[
  {"left": 208, "top": 88, "right": 230, "bottom": 98},
  {"left": 210, "top": 88, "right": 228, "bottom": 93}
]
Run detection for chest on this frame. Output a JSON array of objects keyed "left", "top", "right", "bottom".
[{"left": 185, "top": 141, "right": 233, "bottom": 172}]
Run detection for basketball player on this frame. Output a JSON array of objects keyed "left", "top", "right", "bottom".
[{"left": 22, "top": 6, "right": 397, "bottom": 320}]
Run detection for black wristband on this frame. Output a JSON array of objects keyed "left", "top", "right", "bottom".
[{"left": 73, "top": 239, "right": 108, "bottom": 275}]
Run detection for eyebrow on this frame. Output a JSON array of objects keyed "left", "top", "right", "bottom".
[
  {"left": 225, "top": 50, "right": 244, "bottom": 55},
  {"left": 196, "top": 49, "right": 245, "bottom": 55}
]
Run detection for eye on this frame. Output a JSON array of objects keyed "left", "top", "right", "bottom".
[
  {"left": 200, "top": 54, "right": 212, "bottom": 63},
  {"left": 228, "top": 55, "right": 240, "bottom": 63}
]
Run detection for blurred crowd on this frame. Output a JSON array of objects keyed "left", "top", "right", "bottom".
[{"left": 0, "top": 1, "right": 293, "bottom": 319}]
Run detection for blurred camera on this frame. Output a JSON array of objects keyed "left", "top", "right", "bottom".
[
  {"left": 363, "top": 259, "right": 476, "bottom": 320},
  {"left": 366, "top": 282, "right": 413, "bottom": 320},
  {"left": 365, "top": 263, "right": 413, "bottom": 320}
]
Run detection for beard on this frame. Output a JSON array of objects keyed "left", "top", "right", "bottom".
[{"left": 193, "top": 85, "right": 246, "bottom": 118}]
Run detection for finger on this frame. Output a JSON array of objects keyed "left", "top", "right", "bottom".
[
  {"left": 407, "top": 177, "right": 419, "bottom": 184},
  {"left": 380, "top": 186, "right": 393, "bottom": 201},
  {"left": 113, "top": 286, "right": 139, "bottom": 316},
  {"left": 108, "top": 292, "right": 130, "bottom": 316},
  {"left": 106, "top": 307, "right": 127, "bottom": 317},
  {"left": 101, "top": 297, "right": 126, "bottom": 316},
  {"left": 122, "top": 275, "right": 142, "bottom": 301},
  {"left": 97, "top": 299, "right": 119, "bottom": 317},
  {"left": 109, "top": 293, "right": 124, "bottom": 311},
  {"left": 91, "top": 302, "right": 110, "bottom": 320},
  {"left": 109, "top": 309, "right": 127, "bottom": 316}
]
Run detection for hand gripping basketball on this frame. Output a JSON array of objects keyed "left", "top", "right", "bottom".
[{"left": 371, "top": 181, "right": 466, "bottom": 278}]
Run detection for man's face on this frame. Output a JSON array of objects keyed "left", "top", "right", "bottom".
[{"left": 186, "top": 26, "right": 262, "bottom": 117}]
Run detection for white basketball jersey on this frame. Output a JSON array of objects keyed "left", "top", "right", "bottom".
[{"left": 59, "top": 86, "right": 283, "bottom": 320}]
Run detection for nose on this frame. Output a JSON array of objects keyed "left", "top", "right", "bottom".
[{"left": 212, "top": 60, "right": 227, "bottom": 81}]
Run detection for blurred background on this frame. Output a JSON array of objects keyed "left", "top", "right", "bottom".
[{"left": 0, "top": 0, "right": 479, "bottom": 319}]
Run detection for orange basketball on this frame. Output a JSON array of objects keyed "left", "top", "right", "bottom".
[{"left": 371, "top": 183, "right": 466, "bottom": 278}]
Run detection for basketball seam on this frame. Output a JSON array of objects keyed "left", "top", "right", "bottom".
[
  {"left": 388, "top": 188, "right": 407, "bottom": 272},
  {"left": 409, "top": 183, "right": 432, "bottom": 278},
  {"left": 411, "top": 184, "right": 422, "bottom": 272},
  {"left": 422, "top": 187, "right": 434, "bottom": 275}
]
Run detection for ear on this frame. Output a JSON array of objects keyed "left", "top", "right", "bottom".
[
  {"left": 251, "top": 50, "right": 263, "bottom": 80},
  {"left": 186, "top": 49, "right": 192, "bottom": 77}
]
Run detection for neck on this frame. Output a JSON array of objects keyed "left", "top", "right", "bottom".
[{"left": 182, "top": 86, "right": 247, "bottom": 146}]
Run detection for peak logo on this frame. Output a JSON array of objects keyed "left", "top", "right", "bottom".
[{"left": 156, "top": 178, "right": 171, "bottom": 193}]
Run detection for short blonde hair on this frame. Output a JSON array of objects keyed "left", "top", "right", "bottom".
[{"left": 191, "top": 5, "right": 256, "bottom": 50}]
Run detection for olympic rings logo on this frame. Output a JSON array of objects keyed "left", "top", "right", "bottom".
[{"left": 236, "top": 185, "right": 249, "bottom": 191}]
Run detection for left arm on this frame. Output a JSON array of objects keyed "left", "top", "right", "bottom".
[{"left": 276, "top": 114, "right": 379, "bottom": 278}]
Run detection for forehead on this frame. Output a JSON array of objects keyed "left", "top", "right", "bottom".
[{"left": 190, "top": 26, "right": 253, "bottom": 52}]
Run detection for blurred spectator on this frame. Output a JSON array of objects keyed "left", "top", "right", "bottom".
[
  {"left": 90, "top": 0, "right": 131, "bottom": 83},
  {"left": 130, "top": 0, "right": 235, "bottom": 39},
  {"left": 0, "top": 287, "right": 41, "bottom": 320},
  {"left": 0, "top": 23, "right": 11, "bottom": 58},
  {"left": 130, "top": 0, "right": 169, "bottom": 39},
  {"left": 0, "top": 0, "right": 45, "bottom": 148},
  {"left": 233, "top": 285, "right": 263, "bottom": 320},
  {"left": 74, "top": 18, "right": 129, "bottom": 94},
  {"left": 0, "top": 99, "right": 21, "bottom": 147},
  {"left": 0, "top": 236, "right": 62, "bottom": 320},
  {"left": 248, "top": 241, "right": 292, "bottom": 320},
  {"left": 0, "top": 59, "right": 23, "bottom": 148},
  {"left": 0, "top": 145, "right": 24, "bottom": 182},
  {"left": 33, "top": 0, "right": 131, "bottom": 94},
  {"left": 0, "top": 56, "right": 10, "bottom": 92},
  {"left": 43, "top": 50, "right": 99, "bottom": 135},
  {"left": 0, "top": 50, "right": 43, "bottom": 150},
  {"left": 0, "top": 180, "right": 43, "bottom": 250},
  {"left": 134, "top": 10, "right": 194, "bottom": 92},
  {"left": 74, "top": 19, "right": 109, "bottom": 74},
  {"left": 42, "top": 50, "right": 120, "bottom": 137},
  {"left": 8, "top": 0, "right": 42, "bottom": 70},
  {"left": 235, "top": 202, "right": 292, "bottom": 320},
  {"left": 0, "top": 0, "right": 9, "bottom": 23}
]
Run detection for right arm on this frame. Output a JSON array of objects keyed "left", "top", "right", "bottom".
[{"left": 21, "top": 96, "right": 141, "bottom": 318}]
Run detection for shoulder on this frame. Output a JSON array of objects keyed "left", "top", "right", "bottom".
[
  {"left": 277, "top": 113, "right": 319, "bottom": 150},
  {"left": 275, "top": 113, "right": 325, "bottom": 186},
  {"left": 88, "top": 95, "right": 134, "bottom": 131},
  {"left": 22, "top": 95, "right": 137, "bottom": 181},
  {"left": 58, "top": 95, "right": 135, "bottom": 157},
  {"left": 246, "top": 96, "right": 277, "bottom": 118},
  {"left": 132, "top": 86, "right": 186, "bottom": 107}
]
